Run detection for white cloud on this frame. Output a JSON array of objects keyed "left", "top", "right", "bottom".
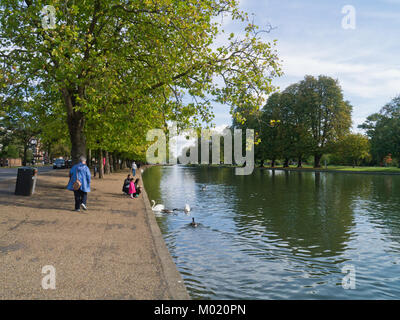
[{"left": 279, "top": 50, "right": 400, "bottom": 100}]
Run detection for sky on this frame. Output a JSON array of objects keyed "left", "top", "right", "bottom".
[{"left": 210, "top": 0, "right": 400, "bottom": 132}]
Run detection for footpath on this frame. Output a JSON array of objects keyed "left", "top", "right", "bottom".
[{"left": 0, "top": 167, "right": 189, "bottom": 299}]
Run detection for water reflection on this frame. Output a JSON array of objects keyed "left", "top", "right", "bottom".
[
  {"left": 232, "top": 170, "right": 355, "bottom": 259},
  {"left": 143, "top": 166, "right": 400, "bottom": 299}
]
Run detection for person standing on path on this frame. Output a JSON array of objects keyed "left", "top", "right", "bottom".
[
  {"left": 67, "top": 156, "right": 91, "bottom": 212},
  {"left": 132, "top": 161, "right": 137, "bottom": 177}
]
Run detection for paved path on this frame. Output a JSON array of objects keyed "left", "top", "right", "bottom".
[
  {"left": 0, "top": 166, "right": 54, "bottom": 182},
  {"left": 0, "top": 168, "right": 189, "bottom": 299}
]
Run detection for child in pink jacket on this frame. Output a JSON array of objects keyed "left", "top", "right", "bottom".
[{"left": 128, "top": 178, "right": 136, "bottom": 199}]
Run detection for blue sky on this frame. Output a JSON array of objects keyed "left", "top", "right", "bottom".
[{"left": 210, "top": 0, "right": 400, "bottom": 131}]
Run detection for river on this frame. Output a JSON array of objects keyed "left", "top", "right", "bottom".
[{"left": 142, "top": 165, "right": 400, "bottom": 299}]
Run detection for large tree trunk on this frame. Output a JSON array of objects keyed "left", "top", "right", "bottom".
[
  {"left": 63, "top": 88, "right": 86, "bottom": 165},
  {"left": 271, "top": 158, "right": 276, "bottom": 168},
  {"left": 68, "top": 113, "right": 86, "bottom": 165},
  {"left": 109, "top": 153, "right": 113, "bottom": 173},
  {"left": 314, "top": 154, "right": 322, "bottom": 168},
  {"left": 104, "top": 151, "right": 110, "bottom": 174}
]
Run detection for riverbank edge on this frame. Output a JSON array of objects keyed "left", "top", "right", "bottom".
[
  {"left": 259, "top": 167, "right": 400, "bottom": 175},
  {"left": 140, "top": 165, "right": 191, "bottom": 300}
]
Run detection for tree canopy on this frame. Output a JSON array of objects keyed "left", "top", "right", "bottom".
[
  {"left": 0, "top": 0, "right": 282, "bottom": 164},
  {"left": 359, "top": 95, "right": 400, "bottom": 165},
  {"left": 235, "top": 75, "right": 353, "bottom": 168}
]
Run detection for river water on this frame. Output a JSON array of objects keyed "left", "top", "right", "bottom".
[{"left": 142, "top": 165, "right": 400, "bottom": 299}]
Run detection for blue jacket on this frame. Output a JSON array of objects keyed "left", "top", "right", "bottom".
[{"left": 67, "top": 163, "right": 91, "bottom": 192}]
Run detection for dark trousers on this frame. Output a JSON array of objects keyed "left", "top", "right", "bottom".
[{"left": 74, "top": 190, "right": 87, "bottom": 210}]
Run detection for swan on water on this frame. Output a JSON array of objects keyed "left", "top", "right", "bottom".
[
  {"left": 151, "top": 200, "right": 165, "bottom": 212},
  {"left": 184, "top": 204, "right": 191, "bottom": 213},
  {"left": 201, "top": 185, "right": 206, "bottom": 191}
]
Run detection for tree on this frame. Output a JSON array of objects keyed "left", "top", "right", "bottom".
[
  {"left": 334, "top": 133, "right": 371, "bottom": 166},
  {"left": 1, "top": 0, "right": 281, "bottom": 164},
  {"left": 359, "top": 95, "right": 400, "bottom": 166},
  {"left": 0, "top": 144, "right": 20, "bottom": 161},
  {"left": 297, "top": 75, "right": 352, "bottom": 167},
  {"left": 278, "top": 84, "right": 313, "bottom": 167},
  {"left": 36, "top": 96, "right": 70, "bottom": 161},
  {"left": 0, "top": 99, "right": 42, "bottom": 165},
  {"left": 260, "top": 92, "right": 284, "bottom": 167}
]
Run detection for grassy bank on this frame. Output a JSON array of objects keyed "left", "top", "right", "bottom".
[
  {"left": 271, "top": 165, "right": 400, "bottom": 173},
  {"left": 185, "top": 163, "right": 400, "bottom": 174}
]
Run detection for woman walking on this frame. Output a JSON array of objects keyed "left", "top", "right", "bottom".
[{"left": 67, "top": 156, "right": 91, "bottom": 212}]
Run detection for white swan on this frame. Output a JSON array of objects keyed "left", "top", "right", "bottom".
[
  {"left": 201, "top": 185, "right": 207, "bottom": 191},
  {"left": 184, "top": 203, "right": 191, "bottom": 213},
  {"left": 151, "top": 200, "right": 165, "bottom": 212}
]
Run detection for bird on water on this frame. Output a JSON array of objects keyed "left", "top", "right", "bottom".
[{"left": 190, "top": 217, "right": 198, "bottom": 228}]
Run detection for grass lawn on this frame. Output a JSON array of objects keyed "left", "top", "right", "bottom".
[{"left": 182, "top": 163, "right": 400, "bottom": 173}]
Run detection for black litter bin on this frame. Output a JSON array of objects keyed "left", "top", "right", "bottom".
[{"left": 15, "top": 167, "right": 38, "bottom": 196}]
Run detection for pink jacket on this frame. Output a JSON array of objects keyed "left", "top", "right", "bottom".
[{"left": 129, "top": 181, "right": 136, "bottom": 194}]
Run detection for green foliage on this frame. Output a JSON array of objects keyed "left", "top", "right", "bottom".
[
  {"left": 297, "top": 75, "right": 352, "bottom": 167},
  {"left": 0, "top": 93, "right": 42, "bottom": 164},
  {"left": 1, "top": 0, "right": 282, "bottom": 162},
  {"left": 0, "top": 144, "right": 20, "bottom": 158},
  {"left": 234, "top": 75, "right": 353, "bottom": 167},
  {"left": 259, "top": 92, "right": 284, "bottom": 163},
  {"left": 359, "top": 96, "right": 400, "bottom": 165},
  {"left": 332, "top": 133, "right": 371, "bottom": 166}
]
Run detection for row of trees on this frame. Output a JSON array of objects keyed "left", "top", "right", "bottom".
[
  {"left": 0, "top": 0, "right": 282, "bottom": 175},
  {"left": 171, "top": 74, "right": 399, "bottom": 169},
  {"left": 233, "top": 75, "right": 374, "bottom": 168}
]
